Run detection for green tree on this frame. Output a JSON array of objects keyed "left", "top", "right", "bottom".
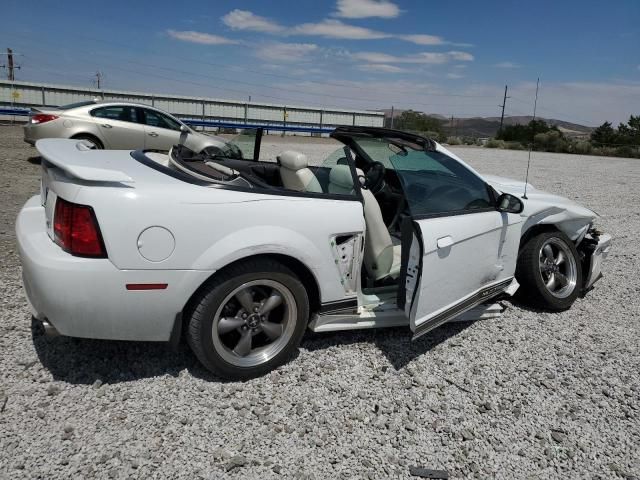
[
  {"left": 590, "top": 121, "right": 617, "bottom": 146},
  {"left": 497, "top": 119, "right": 559, "bottom": 144},
  {"left": 617, "top": 115, "right": 640, "bottom": 145},
  {"left": 394, "top": 110, "right": 444, "bottom": 136}
]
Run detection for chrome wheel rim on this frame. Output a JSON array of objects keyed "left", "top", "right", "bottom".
[
  {"left": 211, "top": 279, "right": 297, "bottom": 367},
  {"left": 79, "top": 138, "right": 99, "bottom": 149},
  {"left": 538, "top": 238, "right": 577, "bottom": 298}
]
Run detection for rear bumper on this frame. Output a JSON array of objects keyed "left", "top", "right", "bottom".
[{"left": 16, "top": 196, "right": 213, "bottom": 341}]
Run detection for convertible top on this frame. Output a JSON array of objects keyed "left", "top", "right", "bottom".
[{"left": 331, "top": 126, "right": 437, "bottom": 152}]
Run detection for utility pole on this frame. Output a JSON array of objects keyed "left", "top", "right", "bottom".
[
  {"left": 498, "top": 85, "right": 510, "bottom": 134},
  {"left": 450, "top": 115, "right": 454, "bottom": 137},
  {"left": 94, "top": 71, "right": 103, "bottom": 89},
  {"left": 1, "top": 48, "right": 21, "bottom": 80},
  {"left": 389, "top": 105, "right": 394, "bottom": 129}
]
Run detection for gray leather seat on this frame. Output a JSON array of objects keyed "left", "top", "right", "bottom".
[
  {"left": 362, "top": 187, "right": 402, "bottom": 281},
  {"left": 328, "top": 165, "right": 401, "bottom": 282},
  {"left": 278, "top": 150, "right": 322, "bottom": 193}
]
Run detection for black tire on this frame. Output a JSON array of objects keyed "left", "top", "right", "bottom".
[
  {"left": 72, "top": 134, "right": 103, "bottom": 149},
  {"left": 186, "top": 259, "right": 309, "bottom": 380},
  {"left": 516, "top": 231, "right": 582, "bottom": 311}
]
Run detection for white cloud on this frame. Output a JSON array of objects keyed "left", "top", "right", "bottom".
[
  {"left": 257, "top": 42, "right": 319, "bottom": 62},
  {"left": 217, "top": 9, "right": 467, "bottom": 45},
  {"left": 358, "top": 63, "right": 408, "bottom": 73},
  {"left": 352, "top": 50, "right": 474, "bottom": 64},
  {"left": 334, "top": 0, "right": 401, "bottom": 18},
  {"left": 446, "top": 73, "right": 464, "bottom": 79},
  {"left": 448, "top": 51, "right": 474, "bottom": 61},
  {"left": 398, "top": 34, "right": 445, "bottom": 46},
  {"left": 221, "top": 9, "right": 284, "bottom": 34},
  {"left": 293, "top": 19, "right": 390, "bottom": 40},
  {"left": 495, "top": 61, "right": 520, "bottom": 69},
  {"left": 166, "top": 29, "right": 238, "bottom": 45}
]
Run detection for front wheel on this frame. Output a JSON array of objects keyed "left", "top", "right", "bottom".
[
  {"left": 186, "top": 259, "right": 309, "bottom": 380},
  {"left": 516, "top": 231, "right": 582, "bottom": 311}
]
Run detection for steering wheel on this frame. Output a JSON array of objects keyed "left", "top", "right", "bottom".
[{"left": 364, "top": 161, "right": 386, "bottom": 194}]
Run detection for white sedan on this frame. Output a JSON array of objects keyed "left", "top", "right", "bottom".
[{"left": 16, "top": 127, "right": 611, "bottom": 379}]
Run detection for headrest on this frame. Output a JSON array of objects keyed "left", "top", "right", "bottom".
[
  {"left": 329, "top": 165, "right": 354, "bottom": 189},
  {"left": 277, "top": 150, "right": 308, "bottom": 171}
]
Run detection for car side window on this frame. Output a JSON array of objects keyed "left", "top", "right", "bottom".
[
  {"left": 143, "top": 109, "right": 181, "bottom": 131},
  {"left": 304, "top": 146, "right": 358, "bottom": 197},
  {"left": 91, "top": 106, "right": 136, "bottom": 123}
]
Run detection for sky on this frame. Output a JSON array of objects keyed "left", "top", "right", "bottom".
[{"left": 2, "top": 0, "right": 640, "bottom": 126}]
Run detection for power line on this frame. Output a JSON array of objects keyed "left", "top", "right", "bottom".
[
  {"left": 7, "top": 29, "right": 498, "bottom": 102},
  {"left": 16, "top": 42, "right": 502, "bottom": 114}
]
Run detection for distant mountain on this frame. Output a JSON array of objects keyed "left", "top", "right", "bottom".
[{"left": 378, "top": 110, "right": 593, "bottom": 138}]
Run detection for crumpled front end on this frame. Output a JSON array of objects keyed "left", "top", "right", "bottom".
[
  {"left": 483, "top": 174, "right": 611, "bottom": 293},
  {"left": 578, "top": 227, "right": 612, "bottom": 293}
]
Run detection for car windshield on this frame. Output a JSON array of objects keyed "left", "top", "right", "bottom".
[{"left": 352, "top": 136, "right": 492, "bottom": 216}]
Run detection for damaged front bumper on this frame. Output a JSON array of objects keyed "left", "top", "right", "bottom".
[{"left": 579, "top": 227, "right": 612, "bottom": 293}]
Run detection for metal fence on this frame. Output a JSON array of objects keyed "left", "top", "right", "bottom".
[{"left": 0, "top": 80, "right": 384, "bottom": 134}]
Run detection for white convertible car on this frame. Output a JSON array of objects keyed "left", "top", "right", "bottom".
[{"left": 16, "top": 127, "right": 611, "bottom": 379}]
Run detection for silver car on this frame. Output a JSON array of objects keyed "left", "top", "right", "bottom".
[{"left": 23, "top": 100, "right": 227, "bottom": 154}]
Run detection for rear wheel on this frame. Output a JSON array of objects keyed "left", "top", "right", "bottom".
[
  {"left": 186, "top": 259, "right": 309, "bottom": 380},
  {"left": 516, "top": 231, "right": 582, "bottom": 310},
  {"left": 72, "top": 134, "right": 103, "bottom": 149}
]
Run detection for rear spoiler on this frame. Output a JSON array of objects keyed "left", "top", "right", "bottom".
[{"left": 36, "top": 139, "right": 135, "bottom": 183}]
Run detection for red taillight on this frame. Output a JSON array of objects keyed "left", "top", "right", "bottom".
[
  {"left": 31, "top": 114, "right": 59, "bottom": 124},
  {"left": 53, "top": 197, "right": 106, "bottom": 257}
]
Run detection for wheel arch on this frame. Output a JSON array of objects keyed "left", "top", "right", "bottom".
[
  {"left": 519, "top": 223, "right": 560, "bottom": 252},
  {"left": 180, "top": 253, "right": 321, "bottom": 333},
  {"left": 70, "top": 132, "right": 104, "bottom": 148}
]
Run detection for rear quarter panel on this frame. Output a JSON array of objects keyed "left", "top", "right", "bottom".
[{"left": 75, "top": 172, "right": 365, "bottom": 304}]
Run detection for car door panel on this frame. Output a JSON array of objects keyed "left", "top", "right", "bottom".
[
  {"left": 91, "top": 106, "right": 145, "bottom": 149},
  {"left": 141, "top": 108, "right": 181, "bottom": 151},
  {"left": 405, "top": 211, "right": 521, "bottom": 339}
]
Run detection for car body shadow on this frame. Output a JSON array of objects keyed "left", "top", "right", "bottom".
[
  {"left": 30, "top": 317, "right": 298, "bottom": 384},
  {"left": 27, "top": 156, "right": 41, "bottom": 165},
  {"left": 32, "top": 317, "right": 472, "bottom": 385},
  {"left": 302, "top": 321, "right": 474, "bottom": 371},
  {"left": 30, "top": 317, "right": 222, "bottom": 384}
]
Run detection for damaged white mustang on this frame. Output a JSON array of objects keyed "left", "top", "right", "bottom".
[{"left": 16, "top": 127, "right": 611, "bottom": 379}]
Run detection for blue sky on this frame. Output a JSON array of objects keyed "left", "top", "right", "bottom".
[{"left": 3, "top": 0, "right": 640, "bottom": 125}]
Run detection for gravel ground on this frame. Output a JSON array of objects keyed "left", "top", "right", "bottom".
[{"left": 1, "top": 125, "right": 639, "bottom": 479}]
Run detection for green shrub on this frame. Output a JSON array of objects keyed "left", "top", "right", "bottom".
[
  {"left": 485, "top": 139, "right": 506, "bottom": 149},
  {"left": 505, "top": 141, "right": 525, "bottom": 150},
  {"left": 446, "top": 136, "right": 462, "bottom": 145},
  {"left": 573, "top": 141, "right": 592, "bottom": 155}
]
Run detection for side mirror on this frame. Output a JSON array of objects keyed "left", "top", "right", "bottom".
[
  {"left": 180, "top": 124, "right": 190, "bottom": 134},
  {"left": 496, "top": 193, "right": 524, "bottom": 214}
]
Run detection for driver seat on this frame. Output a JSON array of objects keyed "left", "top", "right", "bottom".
[
  {"left": 328, "top": 165, "right": 401, "bottom": 282},
  {"left": 277, "top": 151, "right": 322, "bottom": 193}
]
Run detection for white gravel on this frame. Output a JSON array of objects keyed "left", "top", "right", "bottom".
[{"left": 1, "top": 127, "right": 639, "bottom": 479}]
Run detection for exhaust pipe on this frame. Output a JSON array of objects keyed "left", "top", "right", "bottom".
[{"left": 42, "top": 320, "right": 60, "bottom": 337}]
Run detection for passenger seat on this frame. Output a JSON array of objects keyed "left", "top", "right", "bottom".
[{"left": 277, "top": 151, "right": 322, "bottom": 193}]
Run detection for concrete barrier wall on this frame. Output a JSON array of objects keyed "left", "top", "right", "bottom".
[{"left": 0, "top": 80, "right": 384, "bottom": 133}]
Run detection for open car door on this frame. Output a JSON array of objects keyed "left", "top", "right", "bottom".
[
  {"left": 332, "top": 127, "right": 522, "bottom": 340},
  {"left": 402, "top": 212, "right": 520, "bottom": 339}
]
